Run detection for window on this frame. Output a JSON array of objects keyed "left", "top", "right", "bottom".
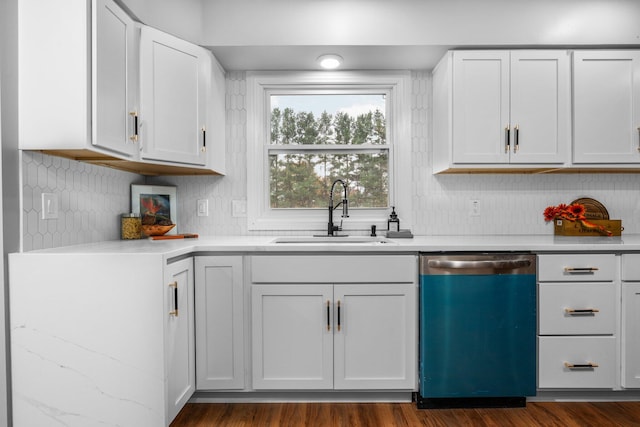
[
  {"left": 247, "top": 71, "right": 411, "bottom": 232},
  {"left": 270, "top": 92, "right": 388, "bottom": 209}
]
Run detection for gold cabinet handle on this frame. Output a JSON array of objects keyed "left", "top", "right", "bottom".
[
  {"left": 169, "top": 281, "right": 178, "bottom": 316},
  {"left": 504, "top": 125, "right": 510, "bottom": 153},
  {"left": 564, "top": 361, "right": 599, "bottom": 369},
  {"left": 565, "top": 308, "right": 600, "bottom": 315},
  {"left": 564, "top": 267, "right": 599, "bottom": 274},
  {"left": 129, "top": 111, "right": 139, "bottom": 142},
  {"left": 326, "top": 300, "right": 331, "bottom": 331}
]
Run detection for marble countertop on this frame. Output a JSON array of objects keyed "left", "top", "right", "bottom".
[{"left": 14, "top": 234, "right": 640, "bottom": 259}]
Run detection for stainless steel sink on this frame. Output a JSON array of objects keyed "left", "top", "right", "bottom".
[{"left": 271, "top": 236, "right": 396, "bottom": 244}]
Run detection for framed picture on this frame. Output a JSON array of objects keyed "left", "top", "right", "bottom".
[{"left": 131, "top": 185, "right": 177, "bottom": 235}]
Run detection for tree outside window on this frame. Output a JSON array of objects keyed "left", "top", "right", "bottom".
[{"left": 269, "top": 94, "right": 389, "bottom": 210}]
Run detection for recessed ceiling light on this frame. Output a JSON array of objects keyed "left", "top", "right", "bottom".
[{"left": 317, "top": 54, "right": 343, "bottom": 69}]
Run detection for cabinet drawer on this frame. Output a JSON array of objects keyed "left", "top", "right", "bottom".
[
  {"left": 251, "top": 255, "right": 417, "bottom": 284},
  {"left": 538, "top": 283, "right": 616, "bottom": 335},
  {"left": 538, "top": 336, "right": 616, "bottom": 389},
  {"left": 622, "top": 254, "right": 640, "bottom": 281},
  {"left": 537, "top": 254, "right": 616, "bottom": 282}
]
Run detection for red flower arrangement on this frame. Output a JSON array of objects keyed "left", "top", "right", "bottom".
[{"left": 544, "top": 203, "right": 612, "bottom": 236}]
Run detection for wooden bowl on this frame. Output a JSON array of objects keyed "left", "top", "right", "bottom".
[{"left": 141, "top": 224, "right": 176, "bottom": 237}]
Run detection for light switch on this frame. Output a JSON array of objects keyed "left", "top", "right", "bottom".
[
  {"left": 41, "top": 193, "right": 58, "bottom": 219},
  {"left": 197, "top": 199, "right": 209, "bottom": 217}
]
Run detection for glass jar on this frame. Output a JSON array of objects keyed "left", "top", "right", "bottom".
[{"left": 121, "top": 213, "right": 141, "bottom": 240}]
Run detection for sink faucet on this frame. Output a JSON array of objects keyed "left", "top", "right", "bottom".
[{"left": 327, "top": 179, "right": 349, "bottom": 236}]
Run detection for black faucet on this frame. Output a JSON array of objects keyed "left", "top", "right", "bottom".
[{"left": 327, "top": 179, "right": 349, "bottom": 236}]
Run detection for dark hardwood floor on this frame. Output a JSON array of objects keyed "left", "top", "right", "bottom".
[{"left": 170, "top": 401, "right": 640, "bottom": 426}]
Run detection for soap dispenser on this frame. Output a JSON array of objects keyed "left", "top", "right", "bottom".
[{"left": 387, "top": 206, "right": 400, "bottom": 232}]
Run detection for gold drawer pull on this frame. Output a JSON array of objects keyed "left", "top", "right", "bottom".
[
  {"left": 565, "top": 308, "right": 600, "bottom": 315},
  {"left": 564, "top": 267, "right": 599, "bottom": 274},
  {"left": 169, "top": 281, "right": 178, "bottom": 316},
  {"left": 564, "top": 362, "right": 599, "bottom": 369}
]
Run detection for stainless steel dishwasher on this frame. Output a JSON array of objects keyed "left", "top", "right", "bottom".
[{"left": 418, "top": 253, "right": 537, "bottom": 409}]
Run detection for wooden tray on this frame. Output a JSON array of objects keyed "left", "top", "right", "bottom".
[{"left": 554, "top": 219, "right": 622, "bottom": 236}]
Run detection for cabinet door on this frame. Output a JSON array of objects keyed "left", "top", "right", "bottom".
[
  {"left": 252, "top": 284, "right": 333, "bottom": 389},
  {"left": 573, "top": 51, "right": 640, "bottom": 164},
  {"left": 140, "top": 26, "right": 208, "bottom": 166},
  {"left": 452, "top": 51, "right": 510, "bottom": 164},
  {"left": 622, "top": 283, "right": 640, "bottom": 388},
  {"left": 164, "top": 257, "right": 195, "bottom": 422},
  {"left": 538, "top": 282, "right": 616, "bottom": 335},
  {"left": 333, "top": 284, "right": 416, "bottom": 390},
  {"left": 195, "top": 256, "right": 244, "bottom": 390},
  {"left": 92, "top": 0, "right": 138, "bottom": 157},
  {"left": 539, "top": 336, "right": 616, "bottom": 389},
  {"left": 509, "top": 51, "right": 569, "bottom": 164}
]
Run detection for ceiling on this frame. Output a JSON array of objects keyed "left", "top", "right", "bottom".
[
  {"left": 206, "top": 45, "right": 455, "bottom": 71},
  {"left": 122, "top": 0, "right": 640, "bottom": 71}
]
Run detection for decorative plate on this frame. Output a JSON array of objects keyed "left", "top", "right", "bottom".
[{"left": 570, "top": 197, "right": 609, "bottom": 220}]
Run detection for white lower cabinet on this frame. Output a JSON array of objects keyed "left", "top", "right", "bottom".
[
  {"left": 250, "top": 255, "right": 417, "bottom": 391},
  {"left": 537, "top": 254, "right": 618, "bottom": 390},
  {"left": 538, "top": 282, "right": 616, "bottom": 335},
  {"left": 252, "top": 283, "right": 415, "bottom": 390},
  {"left": 538, "top": 336, "right": 617, "bottom": 389},
  {"left": 9, "top": 253, "right": 195, "bottom": 426},
  {"left": 195, "top": 256, "right": 245, "bottom": 390},
  {"left": 165, "top": 257, "right": 196, "bottom": 422},
  {"left": 252, "top": 284, "right": 334, "bottom": 389},
  {"left": 622, "top": 255, "right": 640, "bottom": 388},
  {"left": 622, "top": 283, "right": 640, "bottom": 388},
  {"left": 333, "top": 284, "right": 415, "bottom": 390}
]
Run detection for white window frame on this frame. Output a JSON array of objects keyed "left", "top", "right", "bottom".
[{"left": 246, "top": 71, "right": 412, "bottom": 232}]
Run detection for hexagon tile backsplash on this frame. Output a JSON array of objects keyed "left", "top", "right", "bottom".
[
  {"left": 22, "top": 151, "right": 140, "bottom": 251},
  {"left": 20, "top": 71, "right": 640, "bottom": 251}
]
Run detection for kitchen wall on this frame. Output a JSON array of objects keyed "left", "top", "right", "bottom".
[
  {"left": 22, "top": 70, "right": 640, "bottom": 250},
  {"left": 21, "top": 152, "right": 140, "bottom": 251},
  {"left": 203, "top": 0, "right": 640, "bottom": 47}
]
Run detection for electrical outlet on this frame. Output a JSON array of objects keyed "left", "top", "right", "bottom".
[
  {"left": 469, "top": 199, "right": 481, "bottom": 217},
  {"left": 41, "top": 193, "right": 59, "bottom": 219},
  {"left": 232, "top": 200, "right": 247, "bottom": 218},
  {"left": 197, "top": 199, "right": 209, "bottom": 217}
]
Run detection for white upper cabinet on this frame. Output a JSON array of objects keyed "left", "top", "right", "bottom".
[
  {"left": 451, "top": 51, "right": 510, "bottom": 164},
  {"left": 19, "top": 0, "right": 138, "bottom": 157},
  {"left": 19, "top": 0, "right": 226, "bottom": 176},
  {"left": 140, "top": 26, "right": 211, "bottom": 167},
  {"left": 93, "top": 0, "right": 139, "bottom": 157},
  {"left": 510, "top": 51, "right": 570, "bottom": 164},
  {"left": 573, "top": 51, "right": 640, "bottom": 164},
  {"left": 433, "top": 50, "right": 570, "bottom": 172}
]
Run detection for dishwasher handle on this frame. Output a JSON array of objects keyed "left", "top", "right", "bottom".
[{"left": 426, "top": 258, "right": 532, "bottom": 271}]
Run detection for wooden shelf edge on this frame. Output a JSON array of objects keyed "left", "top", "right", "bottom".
[
  {"left": 434, "top": 167, "right": 640, "bottom": 174},
  {"left": 34, "top": 149, "right": 223, "bottom": 176}
]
